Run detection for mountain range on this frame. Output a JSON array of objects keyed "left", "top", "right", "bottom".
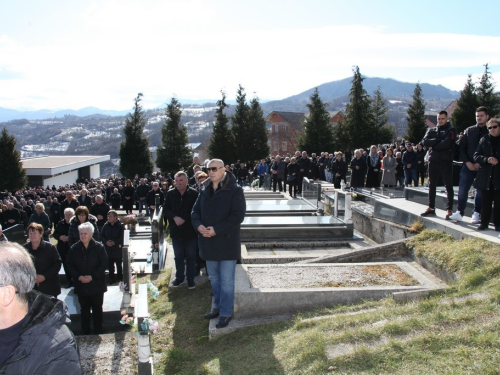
[{"left": 0, "top": 77, "right": 460, "bottom": 122}]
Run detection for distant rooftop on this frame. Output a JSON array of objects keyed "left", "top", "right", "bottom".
[{"left": 22, "top": 155, "right": 110, "bottom": 175}]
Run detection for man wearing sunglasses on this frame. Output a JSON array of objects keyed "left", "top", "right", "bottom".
[
  {"left": 192, "top": 159, "right": 246, "bottom": 329},
  {"left": 449, "top": 106, "right": 490, "bottom": 223},
  {"left": 421, "top": 110, "right": 457, "bottom": 218},
  {"left": 472, "top": 118, "right": 500, "bottom": 231},
  {"left": 0, "top": 242, "right": 81, "bottom": 373}
]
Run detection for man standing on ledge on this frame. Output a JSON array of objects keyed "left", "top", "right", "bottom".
[
  {"left": 192, "top": 158, "right": 246, "bottom": 329},
  {"left": 421, "top": 110, "right": 457, "bottom": 218}
]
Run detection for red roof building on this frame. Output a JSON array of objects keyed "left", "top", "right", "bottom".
[{"left": 265, "top": 111, "right": 305, "bottom": 156}]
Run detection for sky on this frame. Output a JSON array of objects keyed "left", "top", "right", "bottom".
[{"left": 1, "top": 0, "right": 500, "bottom": 111}]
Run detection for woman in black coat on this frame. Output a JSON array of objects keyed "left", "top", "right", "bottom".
[
  {"left": 365, "top": 145, "right": 381, "bottom": 188},
  {"left": 473, "top": 118, "right": 500, "bottom": 231},
  {"left": 24, "top": 223, "right": 62, "bottom": 297},
  {"left": 66, "top": 221, "right": 108, "bottom": 335},
  {"left": 122, "top": 179, "right": 135, "bottom": 214},
  {"left": 330, "top": 152, "right": 348, "bottom": 189},
  {"left": 286, "top": 157, "right": 299, "bottom": 197},
  {"left": 350, "top": 149, "right": 367, "bottom": 188}
]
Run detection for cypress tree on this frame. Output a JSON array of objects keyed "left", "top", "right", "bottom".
[
  {"left": 231, "top": 85, "right": 251, "bottom": 161},
  {"left": 246, "top": 96, "right": 270, "bottom": 161},
  {"left": 370, "top": 86, "right": 394, "bottom": 144},
  {"left": 297, "top": 88, "right": 334, "bottom": 154},
  {"left": 207, "top": 91, "right": 234, "bottom": 164},
  {"left": 0, "top": 127, "right": 27, "bottom": 191},
  {"left": 119, "top": 93, "right": 153, "bottom": 178},
  {"left": 477, "top": 63, "right": 499, "bottom": 118},
  {"left": 406, "top": 83, "right": 427, "bottom": 144},
  {"left": 343, "top": 66, "right": 375, "bottom": 150},
  {"left": 452, "top": 74, "right": 479, "bottom": 133},
  {"left": 156, "top": 97, "right": 192, "bottom": 175}
]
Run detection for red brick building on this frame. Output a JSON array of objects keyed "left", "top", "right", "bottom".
[
  {"left": 329, "top": 110, "right": 345, "bottom": 124},
  {"left": 265, "top": 111, "right": 305, "bottom": 156}
]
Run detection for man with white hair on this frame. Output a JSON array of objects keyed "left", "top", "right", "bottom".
[{"left": 0, "top": 242, "right": 82, "bottom": 373}]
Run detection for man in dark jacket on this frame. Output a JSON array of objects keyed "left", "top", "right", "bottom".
[
  {"left": 271, "top": 155, "right": 286, "bottom": 193},
  {"left": 135, "top": 179, "right": 150, "bottom": 215},
  {"left": 100, "top": 210, "right": 124, "bottom": 284},
  {"left": 449, "top": 106, "right": 490, "bottom": 223},
  {"left": 402, "top": 143, "right": 419, "bottom": 187},
  {"left": 53, "top": 207, "right": 74, "bottom": 288},
  {"left": 147, "top": 182, "right": 165, "bottom": 219},
  {"left": 0, "top": 242, "right": 82, "bottom": 373},
  {"left": 296, "top": 151, "right": 311, "bottom": 195},
  {"left": 192, "top": 159, "right": 246, "bottom": 329},
  {"left": 421, "top": 110, "right": 456, "bottom": 218},
  {"left": 2, "top": 202, "right": 20, "bottom": 230},
  {"left": 164, "top": 172, "right": 199, "bottom": 289},
  {"left": 66, "top": 222, "right": 108, "bottom": 334},
  {"left": 59, "top": 191, "right": 79, "bottom": 222}
]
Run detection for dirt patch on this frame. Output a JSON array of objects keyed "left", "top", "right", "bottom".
[{"left": 248, "top": 264, "right": 419, "bottom": 288}]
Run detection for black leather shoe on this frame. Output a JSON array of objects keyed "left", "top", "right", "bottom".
[
  {"left": 204, "top": 309, "right": 220, "bottom": 319},
  {"left": 478, "top": 225, "right": 488, "bottom": 230},
  {"left": 216, "top": 316, "right": 232, "bottom": 329}
]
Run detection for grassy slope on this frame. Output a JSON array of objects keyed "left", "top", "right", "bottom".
[{"left": 143, "top": 230, "right": 500, "bottom": 374}]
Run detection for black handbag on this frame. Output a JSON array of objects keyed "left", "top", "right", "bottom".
[{"left": 287, "top": 175, "right": 296, "bottom": 183}]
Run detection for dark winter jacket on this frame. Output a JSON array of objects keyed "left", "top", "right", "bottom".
[
  {"left": 23, "top": 240, "right": 62, "bottom": 297},
  {"left": 27, "top": 211, "right": 51, "bottom": 233},
  {"left": 422, "top": 122, "right": 456, "bottom": 162},
  {"left": 163, "top": 187, "right": 198, "bottom": 240},
  {"left": 0, "top": 291, "right": 82, "bottom": 374},
  {"left": 473, "top": 134, "right": 500, "bottom": 191},
  {"left": 271, "top": 160, "right": 286, "bottom": 179},
  {"left": 76, "top": 195, "right": 92, "bottom": 210},
  {"left": 402, "top": 149, "right": 418, "bottom": 169},
  {"left": 66, "top": 238, "right": 108, "bottom": 296},
  {"left": 59, "top": 199, "right": 79, "bottom": 221},
  {"left": 350, "top": 157, "right": 367, "bottom": 188},
  {"left": 460, "top": 124, "right": 489, "bottom": 163},
  {"left": 53, "top": 218, "right": 71, "bottom": 260},
  {"left": 191, "top": 172, "right": 246, "bottom": 261},
  {"left": 135, "top": 183, "right": 150, "bottom": 199},
  {"left": 100, "top": 219, "right": 124, "bottom": 258},
  {"left": 90, "top": 202, "right": 110, "bottom": 227},
  {"left": 296, "top": 157, "right": 311, "bottom": 175},
  {"left": 67, "top": 215, "right": 99, "bottom": 248},
  {"left": 146, "top": 188, "right": 165, "bottom": 208}
]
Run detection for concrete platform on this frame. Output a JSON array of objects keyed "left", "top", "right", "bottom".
[
  {"left": 245, "top": 202, "right": 317, "bottom": 216},
  {"left": 233, "top": 261, "right": 447, "bottom": 319},
  {"left": 59, "top": 285, "right": 124, "bottom": 316}
]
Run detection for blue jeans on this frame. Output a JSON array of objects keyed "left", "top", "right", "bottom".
[
  {"left": 457, "top": 165, "right": 482, "bottom": 215},
  {"left": 138, "top": 199, "right": 150, "bottom": 216},
  {"left": 206, "top": 260, "right": 237, "bottom": 317},
  {"left": 172, "top": 238, "right": 197, "bottom": 281},
  {"left": 404, "top": 169, "right": 418, "bottom": 187}
]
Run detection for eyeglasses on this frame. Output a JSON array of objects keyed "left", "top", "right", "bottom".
[
  {"left": 488, "top": 125, "right": 499, "bottom": 130},
  {"left": 208, "top": 166, "right": 223, "bottom": 172}
]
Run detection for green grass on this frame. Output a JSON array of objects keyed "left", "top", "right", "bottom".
[{"left": 143, "top": 230, "right": 500, "bottom": 374}]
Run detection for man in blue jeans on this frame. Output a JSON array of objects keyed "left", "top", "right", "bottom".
[
  {"left": 449, "top": 106, "right": 490, "bottom": 223},
  {"left": 403, "top": 143, "right": 418, "bottom": 187},
  {"left": 164, "top": 172, "right": 199, "bottom": 289},
  {"left": 192, "top": 158, "right": 246, "bottom": 329}
]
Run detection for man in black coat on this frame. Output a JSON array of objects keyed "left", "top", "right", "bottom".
[
  {"left": 59, "top": 191, "right": 79, "bottom": 222},
  {"left": 53, "top": 207, "right": 74, "bottom": 288},
  {"left": 146, "top": 182, "right": 165, "bottom": 219},
  {"left": 296, "top": 151, "right": 311, "bottom": 195},
  {"left": 164, "top": 172, "right": 199, "bottom": 289},
  {"left": 192, "top": 159, "right": 246, "bottom": 329},
  {"left": 100, "top": 210, "right": 124, "bottom": 284},
  {"left": 135, "top": 178, "right": 150, "bottom": 215},
  {"left": 421, "top": 110, "right": 456, "bottom": 218},
  {"left": 90, "top": 195, "right": 110, "bottom": 235},
  {"left": 0, "top": 242, "right": 82, "bottom": 373},
  {"left": 2, "top": 202, "right": 20, "bottom": 229}
]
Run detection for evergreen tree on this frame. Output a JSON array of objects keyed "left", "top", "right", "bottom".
[
  {"left": 406, "top": 83, "right": 427, "bottom": 144},
  {"left": 343, "top": 66, "right": 375, "bottom": 150},
  {"left": 332, "top": 119, "right": 350, "bottom": 151},
  {"left": 246, "top": 96, "right": 270, "bottom": 161},
  {"left": 0, "top": 127, "right": 27, "bottom": 191},
  {"left": 156, "top": 97, "right": 192, "bottom": 174},
  {"left": 477, "top": 63, "right": 499, "bottom": 118},
  {"left": 452, "top": 74, "right": 479, "bottom": 133},
  {"left": 207, "top": 91, "right": 234, "bottom": 164},
  {"left": 370, "top": 86, "right": 394, "bottom": 144},
  {"left": 230, "top": 84, "right": 251, "bottom": 161},
  {"left": 119, "top": 93, "right": 153, "bottom": 178},
  {"left": 297, "top": 88, "right": 334, "bottom": 154}
]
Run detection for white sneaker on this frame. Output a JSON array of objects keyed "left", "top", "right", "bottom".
[
  {"left": 471, "top": 212, "right": 481, "bottom": 224},
  {"left": 449, "top": 211, "right": 463, "bottom": 221}
]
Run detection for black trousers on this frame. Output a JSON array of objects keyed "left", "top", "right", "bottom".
[
  {"left": 78, "top": 293, "right": 104, "bottom": 334},
  {"left": 428, "top": 161, "right": 454, "bottom": 210},
  {"left": 108, "top": 257, "right": 123, "bottom": 282},
  {"left": 480, "top": 188, "right": 500, "bottom": 228},
  {"left": 288, "top": 180, "right": 297, "bottom": 196},
  {"left": 272, "top": 175, "right": 283, "bottom": 192}
]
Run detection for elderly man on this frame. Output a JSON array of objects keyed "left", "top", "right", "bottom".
[
  {"left": 66, "top": 222, "right": 108, "bottom": 335},
  {"left": 2, "top": 202, "right": 20, "bottom": 230},
  {"left": 135, "top": 178, "right": 150, "bottom": 215},
  {"left": 100, "top": 210, "right": 124, "bottom": 284},
  {"left": 53, "top": 207, "right": 75, "bottom": 288},
  {"left": 0, "top": 242, "right": 82, "bottom": 373},
  {"left": 271, "top": 155, "right": 286, "bottom": 193},
  {"left": 60, "top": 191, "right": 79, "bottom": 222},
  {"left": 164, "top": 171, "right": 199, "bottom": 289},
  {"left": 90, "top": 195, "right": 110, "bottom": 235},
  {"left": 28, "top": 202, "right": 52, "bottom": 241},
  {"left": 192, "top": 158, "right": 246, "bottom": 328},
  {"left": 147, "top": 181, "right": 165, "bottom": 219}
]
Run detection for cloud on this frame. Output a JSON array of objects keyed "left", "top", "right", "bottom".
[{"left": 1, "top": 2, "right": 500, "bottom": 110}]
